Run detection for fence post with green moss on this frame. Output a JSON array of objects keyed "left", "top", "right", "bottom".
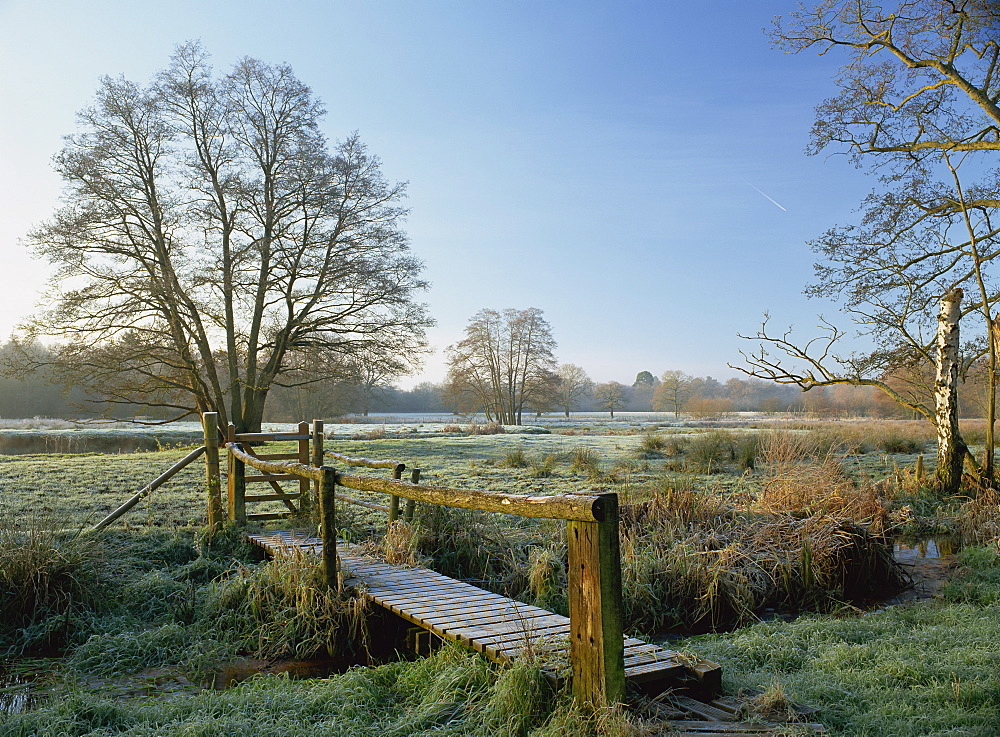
[{"left": 202, "top": 412, "right": 224, "bottom": 526}]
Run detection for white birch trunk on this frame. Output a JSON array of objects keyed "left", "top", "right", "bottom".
[{"left": 935, "top": 288, "right": 965, "bottom": 493}]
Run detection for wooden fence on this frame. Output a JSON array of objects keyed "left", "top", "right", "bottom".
[{"left": 202, "top": 412, "right": 625, "bottom": 709}]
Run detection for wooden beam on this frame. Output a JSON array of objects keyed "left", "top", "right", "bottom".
[
  {"left": 311, "top": 419, "right": 324, "bottom": 518},
  {"left": 319, "top": 467, "right": 339, "bottom": 590},
  {"left": 202, "top": 412, "right": 223, "bottom": 527},
  {"left": 227, "top": 441, "right": 246, "bottom": 524},
  {"left": 567, "top": 493, "right": 624, "bottom": 709},
  {"left": 334, "top": 472, "right": 607, "bottom": 522},
  {"left": 92, "top": 445, "right": 206, "bottom": 532},
  {"left": 297, "top": 421, "right": 311, "bottom": 515}
]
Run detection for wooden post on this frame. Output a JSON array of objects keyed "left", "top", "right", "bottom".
[
  {"left": 566, "top": 493, "right": 624, "bottom": 709},
  {"left": 404, "top": 468, "right": 420, "bottom": 522},
  {"left": 202, "top": 412, "right": 223, "bottom": 526},
  {"left": 319, "top": 466, "right": 339, "bottom": 590},
  {"left": 227, "top": 425, "right": 246, "bottom": 524},
  {"left": 311, "top": 420, "right": 324, "bottom": 517},
  {"left": 387, "top": 464, "right": 404, "bottom": 525},
  {"left": 297, "top": 421, "right": 311, "bottom": 515}
]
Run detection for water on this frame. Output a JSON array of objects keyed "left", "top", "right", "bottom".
[
  {"left": 0, "top": 674, "right": 34, "bottom": 714},
  {"left": 893, "top": 536, "right": 961, "bottom": 561},
  {"left": 213, "top": 657, "right": 353, "bottom": 689}
]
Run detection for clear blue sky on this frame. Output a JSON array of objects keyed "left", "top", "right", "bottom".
[{"left": 0, "top": 1, "right": 871, "bottom": 388}]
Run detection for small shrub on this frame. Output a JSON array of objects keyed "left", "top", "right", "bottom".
[
  {"left": 569, "top": 445, "right": 602, "bottom": 480},
  {"left": 876, "top": 433, "right": 925, "bottom": 454},
  {"left": 529, "top": 454, "right": 559, "bottom": 478},
  {"left": 500, "top": 446, "right": 529, "bottom": 468},
  {"left": 635, "top": 431, "right": 668, "bottom": 458},
  {"left": 442, "top": 424, "right": 463, "bottom": 433},
  {"left": 685, "top": 431, "right": 734, "bottom": 474}
]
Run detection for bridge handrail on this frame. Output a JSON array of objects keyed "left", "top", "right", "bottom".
[
  {"left": 228, "top": 442, "right": 324, "bottom": 481},
  {"left": 230, "top": 442, "right": 605, "bottom": 523},
  {"left": 324, "top": 450, "right": 404, "bottom": 473},
  {"left": 334, "top": 472, "right": 607, "bottom": 523}
]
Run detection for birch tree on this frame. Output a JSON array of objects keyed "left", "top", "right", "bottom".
[
  {"left": 736, "top": 1, "right": 1000, "bottom": 491},
  {"left": 18, "top": 43, "right": 430, "bottom": 432}
]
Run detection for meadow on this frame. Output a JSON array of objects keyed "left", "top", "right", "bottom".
[{"left": 1, "top": 416, "right": 999, "bottom": 736}]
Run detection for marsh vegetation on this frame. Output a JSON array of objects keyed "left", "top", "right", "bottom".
[{"left": 1, "top": 417, "right": 999, "bottom": 735}]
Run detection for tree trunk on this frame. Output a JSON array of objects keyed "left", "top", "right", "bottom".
[{"left": 935, "top": 288, "right": 966, "bottom": 494}]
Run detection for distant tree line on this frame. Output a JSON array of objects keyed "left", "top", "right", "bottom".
[{"left": 4, "top": 310, "right": 996, "bottom": 421}]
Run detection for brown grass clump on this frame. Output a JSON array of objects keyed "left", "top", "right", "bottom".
[
  {"left": 466, "top": 422, "right": 506, "bottom": 435},
  {"left": 741, "top": 678, "right": 801, "bottom": 723},
  {"left": 382, "top": 520, "right": 422, "bottom": 566},
  {"left": 753, "top": 515, "right": 909, "bottom": 605},
  {"left": 959, "top": 487, "right": 1000, "bottom": 545},
  {"left": 755, "top": 432, "right": 891, "bottom": 534}
]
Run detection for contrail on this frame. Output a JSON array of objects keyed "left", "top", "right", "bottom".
[{"left": 742, "top": 178, "right": 788, "bottom": 212}]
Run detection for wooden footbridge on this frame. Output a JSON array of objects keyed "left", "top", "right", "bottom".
[
  {"left": 96, "top": 413, "right": 721, "bottom": 709},
  {"left": 245, "top": 529, "right": 705, "bottom": 691}
]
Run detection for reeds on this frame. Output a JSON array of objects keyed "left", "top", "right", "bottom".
[{"left": 755, "top": 432, "right": 891, "bottom": 533}]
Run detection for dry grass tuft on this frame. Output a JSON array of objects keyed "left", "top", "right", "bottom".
[
  {"left": 959, "top": 487, "right": 1000, "bottom": 545},
  {"left": 755, "top": 432, "right": 891, "bottom": 533},
  {"left": 382, "top": 520, "right": 422, "bottom": 566},
  {"left": 210, "top": 549, "right": 370, "bottom": 660},
  {"left": 753, "top": 515, "right": 908, "bottom": 605}
]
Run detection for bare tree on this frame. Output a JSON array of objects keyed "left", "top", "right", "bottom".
[
  {"left": 593, "top": 381, "right": 629, "bottom": 418},
  {"left": 445, "top": 307, "right": 557, "bottom": 424},
  {"left": 653, "top": 370, "right": 692, "bottom": 418},
  {"left": 556, "top": 363, "right": 594, "bottom": 417},
  {"left": 18, "top": 43, "right": 431, "bottom": 432},
  {"left": 735, "top": 1, "right": 1000, "bottom": 491}
]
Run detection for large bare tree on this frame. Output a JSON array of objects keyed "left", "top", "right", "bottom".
[
  {"left": 18, "top": 43, "right": 431, "bottom": 432},
  {"left": 736, "top": 1, "right": 1000, "bottom": 491},
  {"left": 445, "top": 308, "right": 557, "bottom": 425}
]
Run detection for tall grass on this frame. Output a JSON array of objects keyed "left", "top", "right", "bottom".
[
  {"left": 208, "top": 550, "right": 370, "bottom": 661},
  {"left": 2, "top": 646, "right": 623, "bottom": 737},
  {"left": 755, "top": 432, "right": 891, "bottom": 533},
  {"left": 683, "top": 431, "right": 759, "bottom": 474},
  {"left": 0, "top": 516, "right": 107, "bottom": 655}
]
